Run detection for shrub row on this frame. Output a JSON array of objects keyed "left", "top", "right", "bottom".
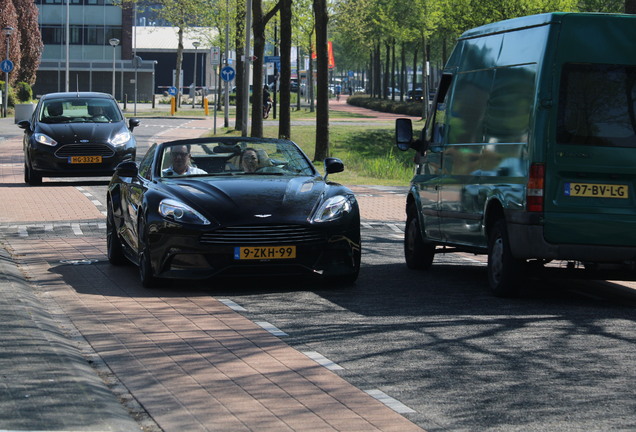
[
  {"left": 347, "top": 95, "right": 425, "bottom": 118},
  {"left": 0, "top": 81, "right": 34, "bottom": 106}
]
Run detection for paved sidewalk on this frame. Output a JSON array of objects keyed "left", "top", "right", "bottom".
[{"left": 0, "top": 105, "right": 420, "bottom": 431}]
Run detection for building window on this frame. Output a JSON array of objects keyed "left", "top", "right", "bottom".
[{"left": 40, "top": 25, "right": 121, "bottom": 45}]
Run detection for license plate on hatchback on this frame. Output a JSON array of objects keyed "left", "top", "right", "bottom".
[
  {"left": 564, "top": 182, "right": 628, "bottom": 198},
  {"left": 69, "top": 156, "right": 103, "bottom": 164},
  {"left": 234, "top": 246, "right": 296, "bottom": 260}
]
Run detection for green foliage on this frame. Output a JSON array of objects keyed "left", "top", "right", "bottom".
[
  {"left": 14, "top": 81, "right": 33, "bottom": 103},
  {"left": 348, "top": 95, "right": 424, "bottom": 117}
]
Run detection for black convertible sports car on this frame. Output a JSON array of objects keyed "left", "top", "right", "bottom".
[
  {"left": 18, "top": 92, "right": 139, "bottom": 185},
  {"left": 107, "top": 137, "right": 361, "bottom": 287}
]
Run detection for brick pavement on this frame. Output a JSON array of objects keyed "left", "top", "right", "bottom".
[{"left": 0, "top": 112, "right": 421, "bottom": 431}]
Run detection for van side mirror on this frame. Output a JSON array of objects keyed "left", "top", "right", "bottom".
[{"left": 395, "top": 118, "right": 413, "bottom": 151}]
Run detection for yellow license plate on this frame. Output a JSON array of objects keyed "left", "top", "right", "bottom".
[
  {"left": 234, "top": 246, "right": 296, "bottom": 260},
  {"left": 69, "top": 155, "right": 102, "bottom": 164},
  {"left": 565, "top": 182, "right": 628, "bottom": 198}
]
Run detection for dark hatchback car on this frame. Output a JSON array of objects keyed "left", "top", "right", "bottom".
[
  {"left": 18, "top": 92, "right": 139, "bottom": 185},
  {"left": 107, "top": 137, "right": 361, "bottom": 287}
]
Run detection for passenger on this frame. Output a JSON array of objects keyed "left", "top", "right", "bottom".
[
  {"left": 162, "top": 145, "right": 207, "bottom": 176},
  {"left": 88, "top": 105, "right": 109, "bottom": 122},
  {"left": 240, "top": 148, "right": 260, "bottom": 173}
]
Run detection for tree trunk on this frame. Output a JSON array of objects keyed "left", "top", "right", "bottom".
[
  {"left": 313, "top": 0, "right": 329, "bottom": 161},
  {"left": 279, "top": 0, "right": 292, "bottom": 138},
  {"left": 234, "top": 1, "right": 245, "bottom": 130},
  {"left": 412, "top": 43, "right": 418, "bottom": 93},
  {"left": 308, "top": 31, "right": 315, "bottom": 112},
  {"left": 175, "top": 27, "right": 184, "bottom": 111}
]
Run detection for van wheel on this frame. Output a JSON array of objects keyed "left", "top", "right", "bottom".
[
  {"left": 405, "top": 209, "right": 435, "bottom": 270},
  {"left": 488, "top": 219, "right": 523, "bottom": 297}
]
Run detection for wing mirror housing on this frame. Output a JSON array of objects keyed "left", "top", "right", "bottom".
[
  {"left": 114, "top": 161, "right": 139, "bottom": 178},
  {"left": 128, "top": 118, "right": 140, "bottom": 131},
  {"left": 324, "top": 157, "right": 344, "bottom": 181},
  {"left": 396, "top": 118, "right": 427, "bottom": 152}
]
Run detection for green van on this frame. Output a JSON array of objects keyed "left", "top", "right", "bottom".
[{"left": 396, "top": 13, "right": 636, "bottom": 296}]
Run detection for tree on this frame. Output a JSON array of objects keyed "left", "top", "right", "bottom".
[
  {"left": 278, "top": 0, "right": 292, "bottom": 138},
  {"left": 13, "top": 0, "right": 42, "bottom": 86},
  {"left": 313, "top": 0, "right": 329, "bottom": 161},
  {"left": 0, "top": 0, "right": 21, "bottom": 86},
  {"left": 250, "top": 0, "right": 280, "bottom": 137}
]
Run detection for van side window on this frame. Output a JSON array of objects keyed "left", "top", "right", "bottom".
[{"left": 557, "top": 63, "right": 636, "bottom": 148}]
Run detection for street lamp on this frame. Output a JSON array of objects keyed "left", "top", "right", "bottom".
[
  {"left": 192, "top": 41, "right": 200, "bottom": 108},
  {"left": 3, "top": 26, "right": 13, "bottom": 119},
  {"left": 109, "top": 38, "right": 119, "bottom": 99}
]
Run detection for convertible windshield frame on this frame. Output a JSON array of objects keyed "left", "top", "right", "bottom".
[{"left": 156, "top": 138, "right": 317, "bottom": 179}]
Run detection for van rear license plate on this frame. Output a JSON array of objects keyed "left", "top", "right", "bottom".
[
  {"left": 234, "top": 246, "right": 296, "bottom": 260},
  {"left": 69, "top": 156, "right": 102, "bottom": 164},
  {"left": 564, "top": 182, "right": 628, "bottom": 198}
]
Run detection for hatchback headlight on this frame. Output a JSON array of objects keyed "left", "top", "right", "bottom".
[
  {"left": 311, "top": 195, "right": 353, "bottom": 223},
  {"left": 159, "top": 199, "right": 211, "bottom": 225},
  {"left": 111, "top": 130, "right": 132, "bottom": 146},
  {"left": 34, "top": 133, "right": 57, "bottom": 146}
]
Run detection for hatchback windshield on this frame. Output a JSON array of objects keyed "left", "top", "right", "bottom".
[
  {"left": 39, "top": 98, "right": 123, "bottom": 124},
  {"left": 160, "top": 140, "right": 316, "bottom": 177}
]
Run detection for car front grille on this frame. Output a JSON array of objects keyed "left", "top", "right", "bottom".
[
  {"left": 55, "top": 144, "right": 115, "bottom": 158},
  {"left": 200, "top": 225, "right": 323, "bottom": 245}
]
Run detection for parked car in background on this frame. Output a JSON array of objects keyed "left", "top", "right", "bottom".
[
  {"left": 406, "top": 89, "right": 423, "bottom": 102},
  {"left": 107, "top": 137, "right": 361, "bottom": 287},
  {"left": 18, "top": 92, "right": 139, "bottom": 186}
]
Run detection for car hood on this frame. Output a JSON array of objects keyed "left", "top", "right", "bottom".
[
  {"left": 164, "top": 176, "right": 329, "bottom": 225},
  {"left": 38, "top": 122, "right": 126, "bottom": 144}
]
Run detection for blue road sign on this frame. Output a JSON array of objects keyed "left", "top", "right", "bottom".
[
  {"left": 221, "top": 66, "right": 236, "bottom": 82},
  {"left": 264, "top": 56, "right": 281, "bottom": 68},
  {"left": 0, "top": 60, "right": 14, "bottom": 73},
  {"left": 168, "top": 86, "right": 177, "bottom": 96}
]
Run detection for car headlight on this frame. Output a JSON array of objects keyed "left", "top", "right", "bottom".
[
  {"left": 159, "top": 199, "right": 211, "bottom": 225},
  {"left": 111, "top": 130, "right": 132, "bottom": 146},
  {"left": 34, "top": 133, "right": 57, "bottom": 146},
  {"left": 311, "top": 195, "right": 353, "bottom": 223}
]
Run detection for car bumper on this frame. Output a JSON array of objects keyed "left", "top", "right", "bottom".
[
  {"left": 146, "top": 221, "right": 361, "bottom": 280},
  {"left": 28, "top": 143, "right": 135, "bottom": 177}
]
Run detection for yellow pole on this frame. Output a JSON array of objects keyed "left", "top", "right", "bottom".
[
  {"left": 204, "top": 97, "right": 209, "bottom": 116},
  {"left": 170, "top": 96, "right": 176, "bottom": 115}
]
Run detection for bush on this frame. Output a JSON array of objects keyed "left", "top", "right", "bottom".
[
  {"left": 348, "top": 94, "right": 425, "bottom": 118},
  {"left": 15, "top": 82, "right": 33, "bottom": 103},
  {"left": 0, "top": 81, "right": 16, "bottom": 107}
]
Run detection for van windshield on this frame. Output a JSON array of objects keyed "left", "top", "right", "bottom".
[{"left": 557, "top": 63, "right": 636, "bottom": 148}]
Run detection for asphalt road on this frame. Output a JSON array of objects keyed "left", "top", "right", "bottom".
[{"left": 3, "top": 115, "right": 636, "bottom": 431}]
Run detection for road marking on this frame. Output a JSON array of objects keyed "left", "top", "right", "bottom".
[
  {"left": 255, "top": 321, "right": 288, "bottom": 337},
  {"left": 18, "top": 225, "right": 28, "bottom": 237},
  {"left": 71, "top": 223, "right": 83, "bottom": 236},
  {"left": 302, "top": 351, "right": 344, "bottom": 371},
  {"left": 364, "top": 389, "right": 416, "bottom": 414},
  {"left": 387, "top": 223, "right": 402, "bottom": 233},
  {"left": 218, "top": 299, "right": 247, "bottom": 312}
]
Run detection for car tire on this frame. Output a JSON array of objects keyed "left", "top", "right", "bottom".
[
  {"left": 404, "top": 208, "right": 434, "bottom": 270},
  {"left": 24, "top": 162, "right": 42, "bottom": 186},
  {"left": 138, "top": 218, "right": 162, "bottom": 288},
  {"left": 106, "top": 205, "right": 127, "bottom": 266},
  {"left": 487, "top": 219, "right": 523, "bottom": 297}
]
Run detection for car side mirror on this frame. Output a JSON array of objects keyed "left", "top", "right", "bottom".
[
  {"left": 395, "top": 118, "right": 413, "bottom": 151},
  {"left": 128, "top": 118, "right": 140, "bottom": 131},
  {"left": 324, "top": 157, "right": 344, "bottom": 181},
  {"left": 114, "top": 161, "right": 139, "bottom": 178},
  {"left": 17, "top": 120, "right": 31, "bottom": 131}
]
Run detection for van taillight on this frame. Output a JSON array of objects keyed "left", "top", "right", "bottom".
[{"left": 527, "top": 163, "right": 545, "bottom": 212}]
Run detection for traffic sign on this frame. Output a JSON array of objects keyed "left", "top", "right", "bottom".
[
  {"left": 0, "top": 60, "right": 14, "bottom": 73},
  {"left": 168, "top": 86, "right": 178, "bottom": 96},
  {"left": 264, "top": 55, "right": 280, "bottom": 68},
  {"left": 210, "top": 47, "right": 221, "bottom": 65},
  {"left": 221, "top": 66, "right": 236, "bottom": 82}
]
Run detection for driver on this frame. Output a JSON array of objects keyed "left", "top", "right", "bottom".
[{"left": 162, "top": 145, "right": 207, "bottom": 176}]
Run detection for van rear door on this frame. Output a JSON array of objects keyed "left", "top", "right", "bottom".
[{"left": 544, "top": 15, "right": 636, "bottom": 247}]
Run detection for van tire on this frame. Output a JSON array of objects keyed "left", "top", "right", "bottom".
[
  {"left": 488, "top": 219, "right": 523, "bottom": 297},
  {"left": 405, "top": 209, "right": 435, "bottom": 270}
]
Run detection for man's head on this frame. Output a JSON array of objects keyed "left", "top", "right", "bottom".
[{"left": 170, "top": 145, "right": 192, "bottom": 174}]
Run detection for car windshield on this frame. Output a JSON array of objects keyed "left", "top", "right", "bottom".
[
  {"left": 159, "top": 140, "right": 317, "bottom": 178},
  {"left": 39, "top": 98, "right": 123, "bottom": 124}
]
